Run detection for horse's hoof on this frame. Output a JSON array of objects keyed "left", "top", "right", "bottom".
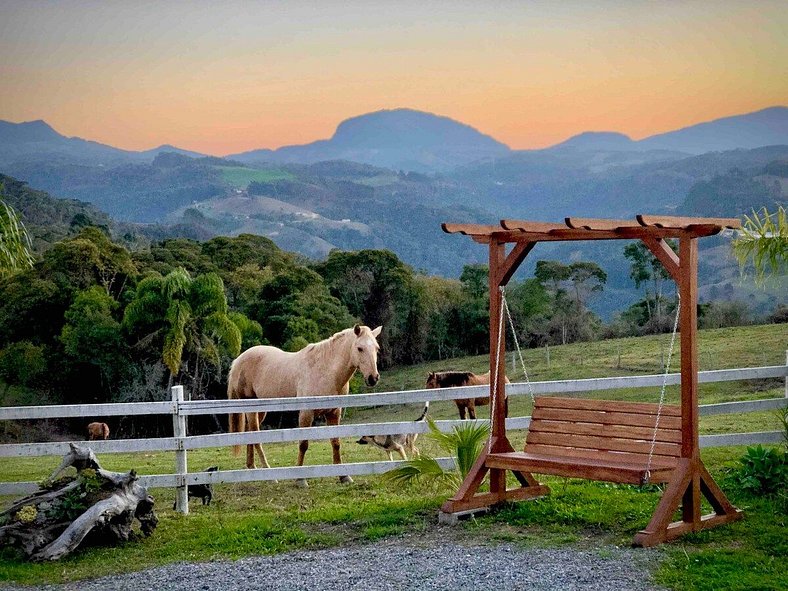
[
  {"left": 339, "top": 475, "right": 353, "bottom": 484},
  {"left": 295, "top": 478, "right": 309, "bottom": 488}
]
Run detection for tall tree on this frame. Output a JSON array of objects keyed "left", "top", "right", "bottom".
[
  {"left": 623, "top": 241, "right": 676, "bottom": 328},
  {"left": 123, "top": 268, "right": 242, "bottom": 398}
]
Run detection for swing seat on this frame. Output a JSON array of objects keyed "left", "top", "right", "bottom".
[{"left": 486, "top": 396, "right": 682, "bottom": 485}]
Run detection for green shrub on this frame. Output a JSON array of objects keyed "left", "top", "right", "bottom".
[{"left": 736, "top": 445, "right": 786, "bottom": 495}]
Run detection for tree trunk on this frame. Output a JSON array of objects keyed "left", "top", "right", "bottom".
[{"left": 0, "top": 444, "right": 157, "bottom": 561}]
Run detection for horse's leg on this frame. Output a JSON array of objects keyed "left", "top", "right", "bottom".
[
  {"left": 468, "top": 402, "right": 477, "bottom": 420},
  {"left": 326, "top": 408, "right": 352, "bottom": 484},
  {"left": 294, "top": 410, "right": 314, "bottom": 488},
  {"left": 245, "top": 412, "right": 259, "bottom": 469},
  {"left": 457, "top": 401, "right": 466, "bottom": 420},
  {"left": 253, "top": 412, "right": 272, "bottom": 469}
]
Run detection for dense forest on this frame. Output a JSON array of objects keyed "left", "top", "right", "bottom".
[{"left": 0, "top": 175, "right": 784, "bottom": 439}]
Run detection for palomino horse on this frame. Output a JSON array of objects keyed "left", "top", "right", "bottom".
[
  {"left": 425, "top": 371, "right": 509, "bottom": 420},
  {"left": 228, "top": 324, "right": 382, "bottom": 486}
]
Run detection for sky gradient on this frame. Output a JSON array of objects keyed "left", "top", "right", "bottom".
[{"left": 1, "top": 1, "right": 786, "bottom": 155}]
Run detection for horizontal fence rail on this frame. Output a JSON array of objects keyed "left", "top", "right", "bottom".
[
  {"left": 1, "top": 397, "right": 785, "bottom": 459},
  {"left": 0, "top": 362, "right": 785, "bottom": 506},
  {"left": 0, "top": 401, "right": 174, "bottom": 421},
  {"left": 0, "top": 458, "right": 460, "bottom": 496},
  {"left": 2, "top": 366, "right": 784, "bottom": 420}
]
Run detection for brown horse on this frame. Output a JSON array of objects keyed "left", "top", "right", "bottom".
[
  {"left": 86, "top": 422, "right": 110, "bottom": 440},
  {"left": 425, "top": 371, "right": 509, "bottom": 420},
  {"left": 228, "top": 324, "right": 382, "bottom": 487}
]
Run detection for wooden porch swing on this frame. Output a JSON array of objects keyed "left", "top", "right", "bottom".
[{"left": 439, "top": 215, "right": 744, "bottom": 547}]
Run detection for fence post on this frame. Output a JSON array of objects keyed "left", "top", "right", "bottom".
[{"left": 172, "top": 385, "right": 188, "bottom": 515}]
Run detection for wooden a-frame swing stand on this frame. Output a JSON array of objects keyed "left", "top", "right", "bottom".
[{"left": 440, "top": 215, "right": 744, "bottom": 547}]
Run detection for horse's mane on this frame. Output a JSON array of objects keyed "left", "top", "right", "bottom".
[
  {"left": 432, "top": 371, "right": 475, "bottom": 387},
  {"left": 300, "top": 328, "right": 354, "bottom": 365}
]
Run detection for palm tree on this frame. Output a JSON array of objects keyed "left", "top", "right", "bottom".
[
  {"left": 124, "top": 268, "right": 242, "bottom": 397},
  {"left": 732, "top": 206, "right": 787, "bottom": 285},
  {"left": 0, "top": 198, "right": 34, "bottom": 277}
]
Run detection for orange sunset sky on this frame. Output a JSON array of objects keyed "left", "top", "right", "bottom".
[{"left": 1, "top": 1, "right": 786, "bottom": 155}]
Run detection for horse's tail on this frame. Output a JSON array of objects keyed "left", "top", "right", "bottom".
[
  {"left": 227, "top": 358, "right": 245, "bottom": 456},
  {"left": 415, "top": 401, "right": 430, "bottom": 422}
]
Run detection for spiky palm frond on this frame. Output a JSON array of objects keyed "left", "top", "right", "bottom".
[
  {"left": 122, "top": 275, "right": 165, "bottom": 331},
  {"left": 427, "top": 418, "right": 489, "bottom": 477},
  {"left": 190, "top": 273, "right": 228, "bottom": 316},
  {"left": 0, "top": 199, "right": 34, "bottom": 276},
  {"left": 203, "top": 311, "right": 242, "bottom": 358},
  {"left": 732, "top": 206, "right": 787, "bottom": 286},
  {"left": 163, "top": 299, "right": 192, "bottom": 375},
  {"left": 163, "top": 267, "right": 192, "bottom": 300},
  {"left": 386, "top": 419, "right": 490, "bottom": 486},
  {"left": 383, "top": 456, "right": 458, "bottom": 487}
]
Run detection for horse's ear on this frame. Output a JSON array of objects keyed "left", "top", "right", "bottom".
[
  {"left": 354, "top": 324, "right": 361, "bottom": 336},
  {"left": 371, "top": 326, "right": 382, "bottom": 337}
]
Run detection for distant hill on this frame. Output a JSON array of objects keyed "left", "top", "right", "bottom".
[
  {"left": 2, "top": 153, "right": 226, "bottom": 221},
  {"left": 638, "top": 107, "right": 788, "bottom": 154},
  {"left": 0, "top": 173, "right": 112, "bottom": 250},
  {"left": 680, "top": 158, "right": 787, "bottom": 216},
  {"left": 0, "top": 120, "right": 204, "bottom": 166},
  {"left": 547, "top": 107, "right": 788, "bottom": 155},
  {"left": 227, "top": 108, "right": 511, "bottom": 172}
]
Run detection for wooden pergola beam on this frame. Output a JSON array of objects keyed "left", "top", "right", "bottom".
[{"left": 642, "top": 237, "right": 680, "bottom": 283}]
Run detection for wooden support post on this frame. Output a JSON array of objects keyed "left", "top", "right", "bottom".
[
  {"left": 634, "top": 236, "right": 741, "bottom": 546},
  {"left": 172, "top": 385, "right": 189, "bottom": 515},
  {"left": 679, "top": 237, "right": 700, "bottom": 527},
  {"left": 489, "top": 240, "right": 507, "bottom": 500}
]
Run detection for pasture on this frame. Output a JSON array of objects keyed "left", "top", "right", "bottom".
[
  {"left": 215, "top": 166, "right": 294, "bottom": 188},
  {"left": 0, "top": 323, "right": 786, "bottom": 588}
]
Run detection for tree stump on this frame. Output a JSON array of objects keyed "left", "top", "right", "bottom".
[{"left": 0, "top": 443, "right": 158, "bottom": 561}]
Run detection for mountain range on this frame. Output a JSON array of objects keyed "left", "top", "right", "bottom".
[
  {"left": 2, "top": 106, "right": 786, "bottom": 173},
  {"left": 0, "top": 105, "right": 785, "bottom": 318}
]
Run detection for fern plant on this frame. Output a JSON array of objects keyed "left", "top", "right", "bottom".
[{"left": 385, "top": 418, "right": 489, "bottom": 487}]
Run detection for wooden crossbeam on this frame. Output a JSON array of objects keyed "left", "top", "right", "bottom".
[
  {"left": 637, "top": 214, "right": 741, "bottom": 229},
  {"left": 441, "top": 222, "right": 501, "bottom": 235},
  {"left": 565, "top": 217, "right": 640, "bottom": 231},
  {"left": 500, "top": 219, "right": 566, "bottom": 233}
]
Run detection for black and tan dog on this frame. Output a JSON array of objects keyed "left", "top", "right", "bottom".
[{"left": 356, "top": 402, "right": 429, "bottom": 461}]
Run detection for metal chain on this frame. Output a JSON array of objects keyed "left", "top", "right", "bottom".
[
  {"left": 644, "top": 293, "right": 681, "bottom": 483},
  {"left": 487, "top": 286, "right": 506, "bottom": 453},
  {"left": 502, "top": 290, "right": 536, "bottom": 406}
]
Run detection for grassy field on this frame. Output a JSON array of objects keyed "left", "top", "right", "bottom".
[
  {"left": 215, "top": 166, "right": 293, "bottom": 188},
  {"left": 0, "top": 324, "right": 786, "bottom": 587}
]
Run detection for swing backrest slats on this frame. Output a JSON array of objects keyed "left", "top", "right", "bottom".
[{"left": 526, "top": 396, "right": 683, "bottom": 465}]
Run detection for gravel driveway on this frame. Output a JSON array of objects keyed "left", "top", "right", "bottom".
[{"left": 1, "top": 536, "right": 665, "bottom": 591}]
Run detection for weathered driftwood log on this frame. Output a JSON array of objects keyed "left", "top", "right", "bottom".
[{"left": 0, "top": 443, "right": 157, "bottom": 561}]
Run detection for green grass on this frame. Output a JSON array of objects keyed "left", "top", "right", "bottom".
[
  {"left": 0, "top": 323, "right": 786, "bottom": 586},
  {"left": 215, "top": 166, "right": 293, "bottom": 188}
]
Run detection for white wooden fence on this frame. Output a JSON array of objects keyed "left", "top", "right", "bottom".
[{"left": 1, "top": 363, "right": 786, "bottom": 514}]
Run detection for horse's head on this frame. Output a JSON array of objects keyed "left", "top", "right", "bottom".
[
  {"left": 425, "top": 372, "right": 439, "bottom": 389},
  {"left": 351, "top": 324, "right": 382, "bottom": 386}
]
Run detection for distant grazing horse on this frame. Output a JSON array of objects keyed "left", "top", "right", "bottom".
[
  {"left": 87, "top": 422, "right": 110, "bottom": 440},
  {"left": 425, "top": 371, "right": 509, "bottom": 420},
  {"left": 228, "top": 324, "right": 382, "bottom": 487}
]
